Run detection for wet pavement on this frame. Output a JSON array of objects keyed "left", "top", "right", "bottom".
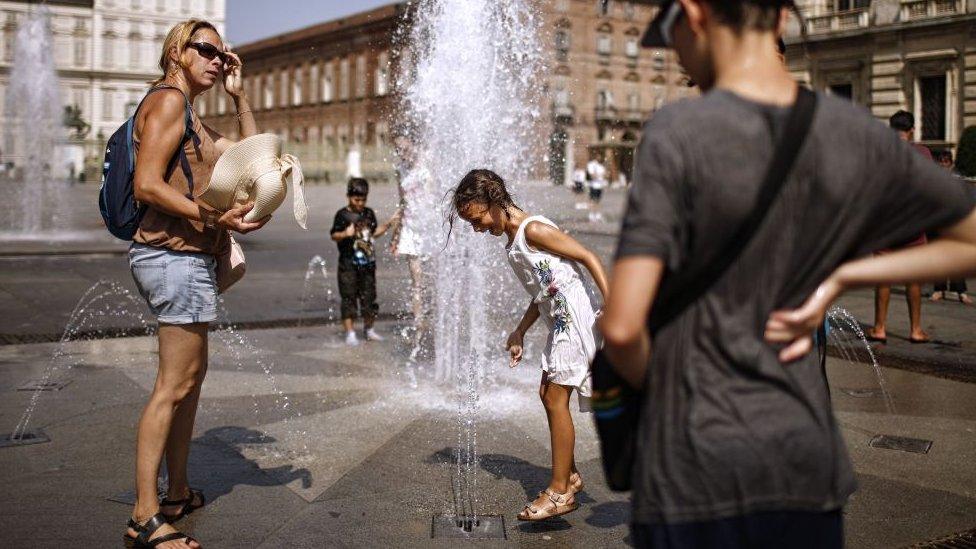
[
  {"left": 0, "top": 321, "right": 974, "bottom": 547},
  {"left": 1, "top": 181, "right": 975, "bottom": 547}
]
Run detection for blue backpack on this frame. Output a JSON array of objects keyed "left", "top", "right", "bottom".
[{"left": 98, "top": 85, "right": 199, "bottom": 240}]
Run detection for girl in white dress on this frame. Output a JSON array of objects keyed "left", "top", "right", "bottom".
[{"left": 450, "top": 169, "right": 609, "bottom": 521}]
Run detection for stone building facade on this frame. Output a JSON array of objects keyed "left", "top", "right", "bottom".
[
  {"left": 0, "top": 0, "right": 226, "bottom": 173},
  {"left": 541, "top": 0, "right": 695, "bottom": 185},
  {"left": 199, "top": 3, "right": 401, "bottom": 183},
  {"left": 786, "top": 0, "right": 976, "bottom": 152},
  {"left": 201, "top": 0, "right": 693, "bottom": 184}
]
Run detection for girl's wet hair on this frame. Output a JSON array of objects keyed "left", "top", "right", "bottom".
[{"left": 447, "top": 169, "right": 520, "bottom": 238}]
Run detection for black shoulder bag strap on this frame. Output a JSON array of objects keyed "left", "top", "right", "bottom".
[
  {"left": 591, "top": 87, "right": 818, "bottom": 492},
  {"left": 650, "top": 87, "right": 818, "bottom": 331}
]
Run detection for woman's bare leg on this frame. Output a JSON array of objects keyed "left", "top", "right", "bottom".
[
  {"left": 163, "top": 329, "right": 208, "bottom": 506},
  {"left": 129, "top": 323, "right": 207, "bottom": 548}
]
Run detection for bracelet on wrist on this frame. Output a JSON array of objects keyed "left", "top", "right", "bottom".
[{"left": 236, "top": 109, "right": 251, "bottom": 119}]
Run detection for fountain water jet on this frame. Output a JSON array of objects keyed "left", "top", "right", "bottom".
[
  {"left": 396, "top": 0, "right": 545, "bottom": 535},
  {"left": 1, "top": 6, "right": 70, "bottom": 235}
]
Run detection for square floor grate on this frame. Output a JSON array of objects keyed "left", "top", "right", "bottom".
[
  {"left": 0, "top": 430, "right": 50, "bottom": 448},
  {"left": 909, "top": 527, "right": 976, "bottom": 548},
  {"left": 18, "top": 378, "right": 72, "bottom": 391},
  {"left": 431, "top": 514, "right": 506, "bottom": 539},
  {"left": 869, "top": 434, "right": 932, "bottom": 454}
]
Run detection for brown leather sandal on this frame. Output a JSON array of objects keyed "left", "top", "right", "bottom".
[
  {"left": 517, "top": 488, "right": 579, "bottom": 521},
  {"left": 161, "top": 489, "right": 205, "bottom": 522}
]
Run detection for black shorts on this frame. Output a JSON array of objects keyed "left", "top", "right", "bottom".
[
  {"left": 631, "top": 509, "right": 843, "bottom": 549},
  {"left": 338, "top": 264, "right": 378, "bottom": 320},
  {"left": 589, "top": 187, "right": 604, "bottom": 201},
  {"left": 573, "top": 181, "right": 585, "bottom": 194}
]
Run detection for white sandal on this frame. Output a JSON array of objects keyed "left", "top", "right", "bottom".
[
  {"left": 517, "top": 488, "right": 578, "bottom": 521},
  {"left": 569, "top": 472, "right": 584, "bottom": 494}
]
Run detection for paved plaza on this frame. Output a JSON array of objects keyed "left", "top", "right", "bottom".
[{"left": 0, "top": 182, "right": 975, "bottom": 547}]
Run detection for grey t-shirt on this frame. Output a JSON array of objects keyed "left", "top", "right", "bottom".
[{"left": 618, "top": 89, "right": 975, "bottom": 525}]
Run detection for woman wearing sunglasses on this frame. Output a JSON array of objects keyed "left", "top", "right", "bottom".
[{"left": 124, "top": 19, "right": 266, "bottom": 549}]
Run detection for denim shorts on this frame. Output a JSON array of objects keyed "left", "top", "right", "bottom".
[{"left": 129, "top": 243, "right": 218, "bottom": 325}]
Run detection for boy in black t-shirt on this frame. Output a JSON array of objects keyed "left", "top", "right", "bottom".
[{"left": 331, "top": 178, "right": 397, "bottom": 346}]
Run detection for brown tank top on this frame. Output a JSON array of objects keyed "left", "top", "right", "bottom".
[{"left": 132, "top": 88, "right": 228, "bottom": 256}]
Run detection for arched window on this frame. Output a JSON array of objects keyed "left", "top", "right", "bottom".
[
  {"left": 279, "top": 70, "right": 289, "bottom": 108},
  {"left": 355, "top": 54, "right": 367, "bottom": 98},
  {"left": 292, "top": 68, "right": 303, "bottom": 106},
  {"left": 322, "top": 63, "right": 334, "bottom": 103},
  {"left": 263, "top": 75, "right": 274, "bottom": 110},
  {"left": 309, "top": 63, "right": 319, "bottom": 103},
  {"left": 339, "top": 59, "right": 350, "bottom": 100},
  {"left": 374, "top": 51, "right": 389, "bottom": 96}
]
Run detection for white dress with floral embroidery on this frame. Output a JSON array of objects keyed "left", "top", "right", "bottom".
[{"left": 507, "top": 215, "right": 599, "bottom": 411}]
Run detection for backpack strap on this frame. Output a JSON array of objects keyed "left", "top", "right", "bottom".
[{"left": 133, "top": 85, "right": 200, "bottom": 199}]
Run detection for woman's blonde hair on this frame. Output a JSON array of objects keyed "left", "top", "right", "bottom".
[{"left": 150, "top": 19, "right": 220, "bottom": 86}]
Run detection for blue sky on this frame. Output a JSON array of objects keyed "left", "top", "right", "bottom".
[{"left": 226, "top": 0, "right": 395, "bottom": 45}]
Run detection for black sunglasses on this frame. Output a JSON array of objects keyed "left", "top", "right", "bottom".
[{"left": 187, "top": 42, "right": 229, "bottom": 64}]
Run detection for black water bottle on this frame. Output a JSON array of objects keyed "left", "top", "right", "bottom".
[{"left": 590, "top": 349, "right": 642, "bottom": 492}]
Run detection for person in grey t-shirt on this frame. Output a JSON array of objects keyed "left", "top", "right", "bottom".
[{"left": 598, "top": 1, "right": 976, "bottom": 547}]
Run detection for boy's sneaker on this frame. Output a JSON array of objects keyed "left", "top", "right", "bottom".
[
  {"left": 365, "top": 328, "right": 384, "bottom": 341},
  {"left": 345, "top": 331, "right": 360, "bottom": 346}
]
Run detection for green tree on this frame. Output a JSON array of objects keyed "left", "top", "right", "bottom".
[{"left": 957, "top": 125, "right": 976, "bottom": 178}]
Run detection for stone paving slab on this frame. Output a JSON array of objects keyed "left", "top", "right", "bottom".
[{"left": 0, "top": 322, "right": 974, "bottom": 547}]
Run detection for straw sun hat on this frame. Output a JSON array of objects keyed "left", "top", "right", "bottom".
[{"left": 201, "top": 133, "right": 308, "bottom": 229}]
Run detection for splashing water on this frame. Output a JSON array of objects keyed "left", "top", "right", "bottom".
[
  {"left": 396, "top": 0, "right": 545, "bottom": 520},
  {"left": 297, "top": 255, "right": 336, "bottom": 327},
  {"left": 1, "top": 7, "right": 67, "bottom": 234},
  {"left": 211, "top": 320, "right": 310, "bottom": 456},
  {"left": 12, "top": 280, "right": 154, "bottom": 440},
  {"left": 826, "top": 306, "right": 895, "bottom": 413}
]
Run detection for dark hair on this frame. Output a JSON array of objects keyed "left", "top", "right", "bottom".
[
  {"left": 703, "top": 0, "right": 796, "bottom": 32},
  {"left": 936, "top": 149, "right": 954, "bottom": 163},
  {"left": 347, "top": 177, "right": 369, "bottom": 197},
  {"left": 889, "top": 110, "right": 915, "bottom": 132},
  {"left": 777, "top": 37, "right": 786, "bottom": 55},
  {"left": 447, "top": 169, "right": 521, "bottom": 238}
]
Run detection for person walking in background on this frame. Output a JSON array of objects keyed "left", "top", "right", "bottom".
[
  {"left": 125, "top": 19, "right": 265, "bottom": 549},
  {"left": 572, "top": 163, "right": 588, "bottom": 210},
  {"left": 867, "top": 111, "right": 933, "bottom": 343},
  {"left": 586, "top": 155, "right": 607, "bottom": 222},
  {"left": 331, "top": 178, "right": 398, "bottom": 346},
  {"left": 932, "top": 149, "right": 973, "bottom": 304},
  {"left": 598, "top": 1, "right": 976, "bottom": 547},
  {"left": 390, "top": 137, "right": 434, "bottom": 369}
]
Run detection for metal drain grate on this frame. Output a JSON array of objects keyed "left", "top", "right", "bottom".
[
  {"left": 18, "top": 378, "right": 72, "bottom": 391},
  {"left": 870, "top": 434, "right": 933, "bottom": 454},
  {"left": 909, "top": 528, "right": 976, "bottom": 548},
  {"left": 841, "top": 388, "right": 881, "bottom": 398},
  {"left": 0, "top": 430, "right": 50, "bottom": 448},
  {"left": 431, "top": 514, "right": 506, "bottom": 539}
]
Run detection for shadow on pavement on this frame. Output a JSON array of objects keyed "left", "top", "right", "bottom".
[{"left": 191, "top": 426, "right": 312, "bottom": 504}]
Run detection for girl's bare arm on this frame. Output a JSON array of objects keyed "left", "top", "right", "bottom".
[
  {"left": 767, "top": 208, "right": 976, "bottom": 362},
  {"left": 523, "top": 222, "right": 610, "bottom": 300}
]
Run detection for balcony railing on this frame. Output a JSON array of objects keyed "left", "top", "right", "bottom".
[
  {"left": 806, "top": 8, "right": 870, "bottom": 34},
  {"left": 901, "top": 0, "right": 965, "bottom": 20},
  {"left": 595, "top": 107, "right": 617, "bottom": 122},
  {"left": 552, "top": 104, "right": 575, "bottom": 122}
]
